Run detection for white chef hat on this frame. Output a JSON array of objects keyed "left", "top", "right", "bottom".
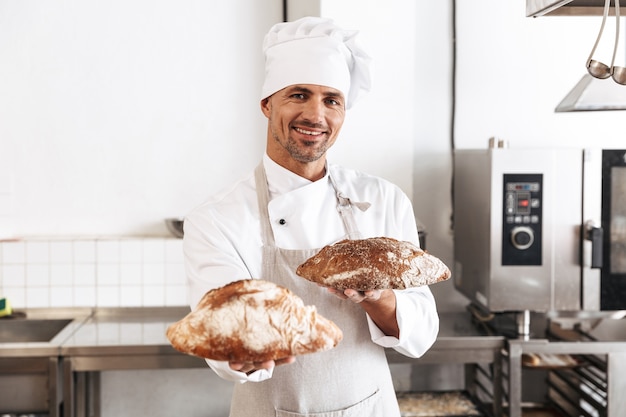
[{"left": 261, "top": 16, "right": 371, "bottom": 109}]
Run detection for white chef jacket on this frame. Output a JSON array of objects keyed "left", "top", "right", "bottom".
[{"left": 183, "top": 154, "right": 439, "bottom": 383}]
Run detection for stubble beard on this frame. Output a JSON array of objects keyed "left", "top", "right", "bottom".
[{"left": 271, "top": 128, "right": 329, "bottom": 163}]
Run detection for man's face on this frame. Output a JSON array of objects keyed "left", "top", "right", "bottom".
[{"left": 262, "top": 84, "right": 346, "bottom": 168}]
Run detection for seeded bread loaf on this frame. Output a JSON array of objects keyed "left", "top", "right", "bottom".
[{"left": 296, "top": 237, "right": 451, "bottom": 291}]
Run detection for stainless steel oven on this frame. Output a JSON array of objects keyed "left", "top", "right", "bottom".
[{"left": 453, "top": 146, "right": 626, "bottom": 313}]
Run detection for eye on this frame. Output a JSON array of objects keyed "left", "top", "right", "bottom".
[
  {"left": 326, "top": 97, "right": 342, "bottom": 106},
  {"left": 291, "top": 93, "right": 306, "bottom": 100}
]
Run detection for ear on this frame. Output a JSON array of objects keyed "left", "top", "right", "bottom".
[{"left": 260, "top": 97, "right": 271, "bottom": 118}]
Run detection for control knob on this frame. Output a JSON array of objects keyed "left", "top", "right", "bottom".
[{"left": 510, "top": 226, "right": 534, "bottom": 250}]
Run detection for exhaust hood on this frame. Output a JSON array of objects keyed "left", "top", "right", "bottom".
[
  {"left": 527, "top": 0, "right": 614, "bottom": 17},
  {"left": 555, "top": 73, "right": 626, "bottom": 111},
  {"left": 528, "top": 0, "right": 626, "bottom": 111}
]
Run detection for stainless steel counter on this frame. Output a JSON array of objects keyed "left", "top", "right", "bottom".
[
  {"left": 388, "top": 311, "right": 505, "bottom": 364},
  {"left": 6, "top": 306, "right": 626, "bottom": 417},
  {"left": 25, "top": 307, "right": 626, "bottom": 417},
  {"left": 61, "top": 309, "right": 502, "bottom": 355},
  {"left": 62, "top": 309, "right": 504, "bottom": 370},
  {"left": 57, "top": 309, "right": 508, "bottom": 417},
  {"left": 0, "top": 308, "right": 502, "bottom": 358},
  {"left": 61, "top": 306, "right": 193, "bottom": 359},
  {"left": 59, "top": 307, "right": 201, "bottom": 417},
  {"left": 0, "top": 308, "right": 92, "bottom": 416},
  {"left": 0, "top": 308, "right": 91, "bottom": 358},
  {"left": 1, "top": 308, "right": 507, "bottom": 417},
  {"left": 61, "top": 307, "right": 205, "bottom": 378}
]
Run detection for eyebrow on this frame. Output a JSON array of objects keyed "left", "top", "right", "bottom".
[
  {"left": 287, "top": 85, "right": 344, "bottom": 99},
  {"left": 287, "top": 86, "right": 313, "bottom": 95}
]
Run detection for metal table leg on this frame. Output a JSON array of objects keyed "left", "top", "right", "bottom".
[{"left": 507, "top": 342, "right": 523, "bottom": 417}]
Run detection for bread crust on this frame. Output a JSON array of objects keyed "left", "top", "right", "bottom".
[
  {"left": 296, "top": 237, "right": 451, "bottom": 291},
  {"left": 166, "top": 279, "right": 343, "bottom": 362}
]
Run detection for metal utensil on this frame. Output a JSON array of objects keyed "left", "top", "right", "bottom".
[
  {"left": 586, "top": 0, "right": 616, "bottom": 79},
  {"left": 611, "top": 0, "right": 626, "bottom": 84},
  {"left": 165, "top": 217, "right": 184, "bottom": 238}
]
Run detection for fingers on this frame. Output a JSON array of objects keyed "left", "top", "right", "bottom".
[
  {"left": 326, "top": 287, "right": 348, "bottom": 299},
  {"left": 344, "top": 289, "right": 369, "bottom": 303},
  {"left": 229, "top": 356, "right": 296, "bottom": 374},
  {"left": 327, "top": 287, "right": 383, "bottom": 303},
  {"left": 229, "top": 360, "right": 271, "bottom": 374},
  {"left": 362, "top": 289, "right": 383, "bottom": 301},
  {"left": 275, "top": 356, "right": 296, "bottom": 366}
]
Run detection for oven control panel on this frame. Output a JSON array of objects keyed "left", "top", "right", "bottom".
[{"left": 502, "top": 173, "right": 543, "bottom": 265}]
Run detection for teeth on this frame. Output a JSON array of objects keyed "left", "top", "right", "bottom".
[{"left": 295, "top": 127, "right": 322, "bottom": 136}]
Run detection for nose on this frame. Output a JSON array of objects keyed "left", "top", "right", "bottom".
[{"left": 301, "top": 99, "right": 325, "bottom": 124}]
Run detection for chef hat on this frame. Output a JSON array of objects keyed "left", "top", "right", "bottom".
[{"left": 261, "top": 16, "right": 371, "bottom": 109}]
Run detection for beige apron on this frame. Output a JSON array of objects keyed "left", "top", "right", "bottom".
[{"left": 228, "top": 165, "right": 401, "bottom": 417}]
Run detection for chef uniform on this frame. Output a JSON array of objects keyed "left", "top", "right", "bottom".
[{"left": 183, "top": 16, "right": 439, "bottom": 417}]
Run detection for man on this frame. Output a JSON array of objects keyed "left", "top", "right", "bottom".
[{"left": 184, "top": 16, "right": 439, "bottom": 416}]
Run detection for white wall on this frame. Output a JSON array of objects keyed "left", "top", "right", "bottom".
[
  {"left": 0, "top": 0, "right": 424, "bottom": 239},
  {"left": 0, "top": 0, "right": 281, "bottom": 237},
  {"left": 455, "top": 1, "right": 625, "bottom": 150},
  {"left": 316, "top": 0, "right": 420, "bottom": 201}
]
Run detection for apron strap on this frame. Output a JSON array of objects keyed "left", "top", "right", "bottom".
[
  {"left": 328, "top": 167, "right": 370, "bottom": 240},
  {"left": 254, "top": 163, "right": 276, "bottom": 247}
]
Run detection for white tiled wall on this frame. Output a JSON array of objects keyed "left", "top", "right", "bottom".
[{"left": 0, "top": 238, "right": 188, "bottom": 308}]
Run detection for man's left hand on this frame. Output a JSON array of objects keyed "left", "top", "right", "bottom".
[{"left": 326, "top": 287, "right": 399, "bottom": 337}]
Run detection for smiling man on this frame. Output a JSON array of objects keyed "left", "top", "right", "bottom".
[
  {"left": 263, "top": 84, "right": 345, "bottom": 180},
  {"left": 183, "top": 16, "right": 439, "bottom": 417}
]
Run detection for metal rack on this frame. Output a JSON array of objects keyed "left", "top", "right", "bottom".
[{"left": 506, "top": 317, "right": 626, "bottom": 417}]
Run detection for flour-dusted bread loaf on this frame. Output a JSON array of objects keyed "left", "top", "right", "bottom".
[
  {"left": 166, "top": 279, "right": 343, "bottom": 362},
  {"left": 296, "top": 237, "right": 451, "bottom": 291}
]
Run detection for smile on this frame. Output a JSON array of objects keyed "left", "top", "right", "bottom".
[{"left": 294, "top": 127, "right": 324, "bottom": 136}]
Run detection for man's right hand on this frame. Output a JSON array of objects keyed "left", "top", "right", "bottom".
[{"left": 229, "top": 356, "right": 296, "bottom": 375}]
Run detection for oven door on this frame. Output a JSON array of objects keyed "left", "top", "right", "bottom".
[
  {"left": 601, "top": 149, "right": 626, "bottom": 310},
  {"left": 583, "top": 149, "right": 626, "bottom": 311}
]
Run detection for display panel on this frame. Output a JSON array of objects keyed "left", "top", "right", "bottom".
[{"left": 501, "top": 174, "right": 543, "bottom": 266}]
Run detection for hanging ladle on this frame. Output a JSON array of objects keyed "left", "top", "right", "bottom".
[
  {"left": 587, "top": 0, "right": 626, "bottom": 85},
  {"left": 587, "top": 0, "right": 616, "bottom": 79},
  {"left": 611, "top": 0, "right": 626, "bottom": 84}
]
